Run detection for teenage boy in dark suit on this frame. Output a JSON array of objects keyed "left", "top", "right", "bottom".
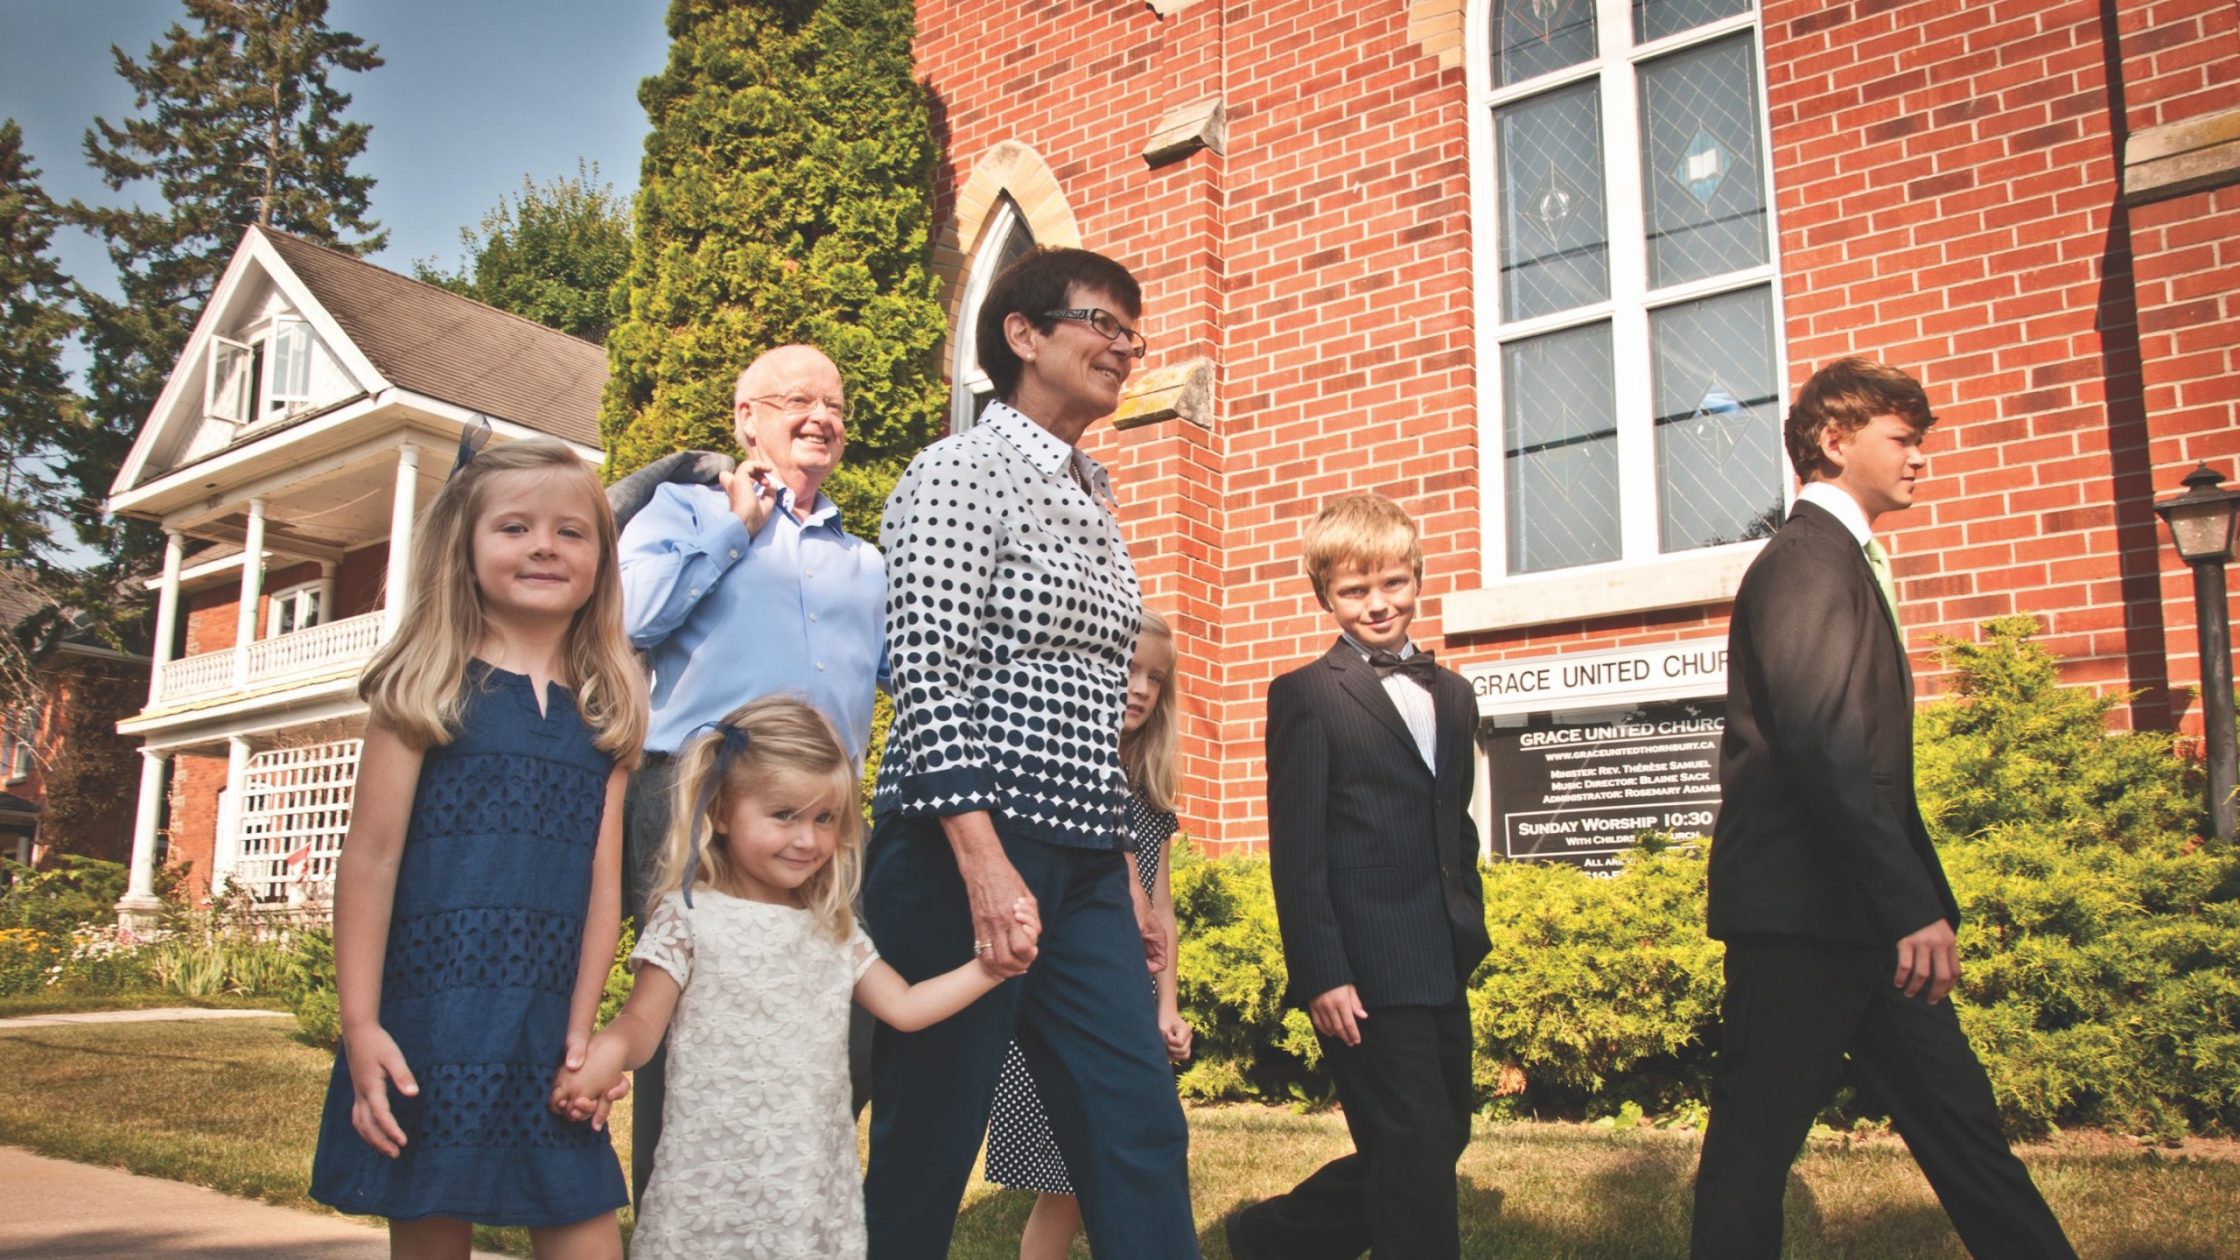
[
  {"left": 1690, "top": 358, "right": 2075, "bottom": 1259},
  {"left": 1227, "top": 493, "right": 1493, "bottom": 1260}
]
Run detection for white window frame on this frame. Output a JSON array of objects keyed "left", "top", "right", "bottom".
[
  {"left": 262, "top": 317, "right": 316, "bottom": 417},
  {"left": 265, "top": 580, "right": 324, "bottom": 638},
  {"left": 2, "top": 706, "right": 36, "bottom": 783},
  {"left": 1465, "top": 0, "right": 1792, "bottom": 595},
  {"left": 204, "top": 335, "right": 255, "bottom": 426},
  {"left": 949, "top": 198, "right": 1035, "bottom": 435}
]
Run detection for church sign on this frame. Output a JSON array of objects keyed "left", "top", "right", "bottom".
[{"left": 1463, "top": 639, "right": 1728, "bottom": 874}]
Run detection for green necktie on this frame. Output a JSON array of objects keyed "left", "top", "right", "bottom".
[{"left": 1863, "top": 537, "right": 1902, "bottom": 639}]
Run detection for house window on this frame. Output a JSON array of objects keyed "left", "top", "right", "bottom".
[
  {"left": 950, "top": 197, "right": 1038, "bottom": 433},
  {"left": 1, "top": 707, "right": 37, "bottom": 783},
  {"left": 1472, "top": 0, "right": 1785, "bottom": 579},
  {"left": 205, "top": 336, "right": 255, "bottom": 425},
  {"left": 266, "top": 583, "right": 324, "bottom": 637},
  {"left": 264, "top": 318, "right": 315, "bottom": 417}
]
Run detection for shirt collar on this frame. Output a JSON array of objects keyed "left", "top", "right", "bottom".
[
  {"left": 1798, "top": 481, "right": 1874, "bottom": 548},
  {"left": 775, "top": 482, "right": 843, "bottom": 532},
  {"left": 981, "top": 401, "right": 1116, "bottom": 500}
]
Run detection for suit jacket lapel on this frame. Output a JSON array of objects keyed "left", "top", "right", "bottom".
[
  {"left": 1323, "top": 641, "right": 1424, "bottom": 763},
  {"left": 1793, "top": 501, "right": 1913, "bottom": 681}
]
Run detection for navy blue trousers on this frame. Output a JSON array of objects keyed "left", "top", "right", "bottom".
[{"left": 861, "top": 813, "right": 1198, "bottom": 1260}]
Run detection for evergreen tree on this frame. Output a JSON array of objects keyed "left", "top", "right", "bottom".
[
  {"left": 0, "top": 121, "right": 79, "bottom": 575},
  {"left": 63, "top": 0, "right": 383, "bottom": 582},
  {"left": 602, "top": 0, "right": 947, "bottom": 532},
  {"left": 415, "top": 162, "right": 632, "bottom": 343}
]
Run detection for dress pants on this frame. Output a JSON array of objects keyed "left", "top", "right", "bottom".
[
  {"left": 1232, "top": 999, "right": 1473, "bottom": 1260},
  {"left": 861, "top": 813, "right": 1198, "bottom": 1260},
  {"left": 621, "top": 754, "right": 874, "bottom": 1204},
  {"left": 1691, "top": 937, "right": 2076, "bottom": 1260}
]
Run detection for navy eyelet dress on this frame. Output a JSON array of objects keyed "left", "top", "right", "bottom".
[{"left": 311, "top": 662, "right": 628, "bottom": 1226}]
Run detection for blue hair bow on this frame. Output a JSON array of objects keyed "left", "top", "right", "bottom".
[
  {"left": 448, "top": 414, "right": 492, "bottom": 480},
  {"left": 681, "top": 720, "right": 750, "bottom": 908}
]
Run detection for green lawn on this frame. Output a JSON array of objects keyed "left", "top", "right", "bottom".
[
  {"left": 0, "top": 990, "right": 286, "bottom": 1019},
  {"left": 2, "top": 1018, "right": 2235, "bottom": 1258}
]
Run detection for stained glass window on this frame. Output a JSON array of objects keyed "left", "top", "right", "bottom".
[
  {"left": 1496, "top": 81, "right": 1610, "bottom": 322},
  {"left": 1639, "top": 35, "right": 1767, "bottom": 288},
  {"left": 1651, "top": 287, "right": 1784, "bottom": 551},
  {"left": 1505, "top": 324, "right": 1620, "bottom": 573},
  {"left": 1491, "top": 0, "right": 1598, "bottom": 87},
  {"left": 1634, "top": 0, "right": 1750, "bottom": 44}
]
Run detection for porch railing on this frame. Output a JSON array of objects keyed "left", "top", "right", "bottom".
[{"left": 154, "top": 610, "right": 385, "bottom": 706}]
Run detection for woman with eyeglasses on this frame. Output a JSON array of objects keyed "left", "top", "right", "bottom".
[{"left": 860, "top": 247, "right": 1199, "bottom": 1259}]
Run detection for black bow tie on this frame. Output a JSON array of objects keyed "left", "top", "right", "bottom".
[{"left": 1368, "top": 648, "right": 1436, "bottom": 687}]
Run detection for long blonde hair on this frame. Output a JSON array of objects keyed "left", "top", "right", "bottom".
[
  {"left": 359, "top": 438, "right": 647, "bottom": 763},
  {"left": 1120, "top": 609, "right": 1181, "bottom": 814},
  {"left": 654, "top": 698, "right": 864, "bottom": 940}
]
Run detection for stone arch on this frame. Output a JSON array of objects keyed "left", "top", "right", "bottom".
[{"left": 934, "top": 141, "right": 1084, "bottom": 372}]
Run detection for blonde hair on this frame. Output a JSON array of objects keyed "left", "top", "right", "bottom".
[
  {"left": 653, "top": 698, "right": 864, "bottom": 939},
  {"left": 1302, "top": 493, "right": 1424, "bottom": 606},
  {"left": 359, "top": 438, "right": 647, "bottom": 763},
  {"left": 1120, "top": 609, "right": 1181, "bottom": 814}
]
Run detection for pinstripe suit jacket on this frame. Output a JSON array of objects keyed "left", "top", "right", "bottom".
[{"left": 1265, "top": 640, "right": 1493, "bottom": 1009}]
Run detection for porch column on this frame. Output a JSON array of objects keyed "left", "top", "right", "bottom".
[
  {"left": 316, "top": 559, "right": 337, "bottom": 627},
  {"left": 210, "top": 735, "right": 253, "bottom": 894},
  {"left": 232, "top": 498, "right": 267, "bottom": 688},
  {"left": 384, "top": 443, "right": 420, "bottom": 635},
  {"left": 116, "top": 747, "right": 172, "bottom": 929},
  {"left": 146, "top": 530, "right": 185, "bottom": 706}
]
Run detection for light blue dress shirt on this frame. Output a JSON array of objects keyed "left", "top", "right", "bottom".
[{"left": 619, "top": 481, "right": 885, "bottom": 760}]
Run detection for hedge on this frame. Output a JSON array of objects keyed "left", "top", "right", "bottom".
[{"left": 1173, "top": 617, "right": 2240, "bottom": 1138}]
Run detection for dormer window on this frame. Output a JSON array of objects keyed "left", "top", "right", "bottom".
[{"left": 201, "top": 316, "right": 326, "bottom": 431}]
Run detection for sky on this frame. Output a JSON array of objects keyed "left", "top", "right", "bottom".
[{"left": 0, "top": 0, "right": 672, "bottom": 297}]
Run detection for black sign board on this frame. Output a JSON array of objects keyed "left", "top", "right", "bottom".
[{"left": 1484, "top": 698, "right": 1724, "bottom": 875}]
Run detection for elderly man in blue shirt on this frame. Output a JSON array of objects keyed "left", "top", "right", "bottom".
[{"left": 615, "top": 343, "right": 885, "bottom": 1201}]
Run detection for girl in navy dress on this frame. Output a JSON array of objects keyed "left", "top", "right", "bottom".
[
  {"left": 311, "top": 437, "right": 647, "bottom": 1260},
  {"left": 985, "top": 609, "right": 1193, "bottom": 1260}
]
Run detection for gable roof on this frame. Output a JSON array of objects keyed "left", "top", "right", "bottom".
[{"left": 258, "top": 229, "right": 605, "bottom": 447}]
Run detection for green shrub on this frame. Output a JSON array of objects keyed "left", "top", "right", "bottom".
[
  {"left": 1469, "top": 847, "right": 1723, "bottom": 1117},
  {"left": 1170, "top": 840, "right": 1321, "bottom": 1103},
  {"left": 284, "top": 927, "right": 338, "bottom": 1046},
  {"left": 0, "top": 856, "right": 130, "bottom": 936},
  {"left": 294, "top": 986, "right": 341, "bottom": 1048},
  {"left": 1918, "top": 616, "right": 2240, "bottom": 1138},
  {"left": 599, "top": 922, "right": 637, "bottom": 1030},
  {"left": 1168, "top": 617, "right": 2240, "bottom": 1137}
]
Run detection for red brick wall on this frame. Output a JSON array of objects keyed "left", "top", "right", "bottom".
[
  {"left": 336, "top": 543, "right": 388, "bottom": 620},
  {"left": 164, "top": 752, "right": 226, "bottom": 899},
  {"left": 920, "top": 0, "right": 2240, "bottom": 849}
]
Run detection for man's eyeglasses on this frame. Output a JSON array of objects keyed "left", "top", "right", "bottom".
[
  {"left": 1042, "top": 309, "right": 1148, "bottom": 360},
  {"left": 748, "top": 393, "right": 849, "bottom": 423}
]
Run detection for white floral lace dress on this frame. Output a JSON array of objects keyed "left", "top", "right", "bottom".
[{"left": 628, "top": 889, "right": 879, "bottom": 1259}]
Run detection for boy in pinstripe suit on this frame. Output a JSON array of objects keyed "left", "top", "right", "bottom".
[{"left": 1227, "top": 495, "right": 1493, "bottom": 1260}]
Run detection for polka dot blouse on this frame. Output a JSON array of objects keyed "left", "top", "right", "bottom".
[{"left": 872, "top": 401, "right": 1142, "bottom": 850}]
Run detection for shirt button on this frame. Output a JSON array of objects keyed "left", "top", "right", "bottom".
[
  {"left": 816, "top": 662, "right": 826, "bottom": 671},
  {"left": 688, "top": 587, "right": 700, "bottom": 598},
  {"left": 804, "top": 568, "right": 814, "bottom": 577},
  {"left": 809, "top": 613, "right": 818, "bottom": 622},
  {"left": 728, "top": 549, "right": 739, "bottom": 560}
]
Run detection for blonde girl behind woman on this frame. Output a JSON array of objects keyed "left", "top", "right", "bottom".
[
  {"left": 551, "top": 697, "right": 1039, "bottom": 1260},
  {"left": 309, "top": 438, "right": 645, "bottom": 1260},
  {"left": 997, "top": 609, "right": 1192, "bottom": 1260}
]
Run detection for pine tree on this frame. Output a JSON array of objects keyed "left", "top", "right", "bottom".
[
  {"left": 602, "top": 0, "right": 947, "bottom": 532},
  {"left": 0, "top": 120, "right": 79, "bottom": 575},
  {"left": 415, "top": 162, "right": 632, "bottom": 343},
  {"left": 63, "top": 0, "right": 384, "bottom": 578}
]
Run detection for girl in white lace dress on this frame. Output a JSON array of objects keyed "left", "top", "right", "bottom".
[{"left": 550, "top": 698, "right": 1038, "bottom": 1259}]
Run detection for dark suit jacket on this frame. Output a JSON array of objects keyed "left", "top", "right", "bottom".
[
  {"left": 1265, "top": 640, "right": 1493, "bottom": 1009},
  {"left": 1709, "top": 498, "right": 1960, "bottom": 946}
]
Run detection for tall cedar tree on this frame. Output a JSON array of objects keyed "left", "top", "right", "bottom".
[
  {"left": 415, "top": 162, "right": 632, "bottom": 343},
  {"left": 0, "top": 121, "right": 79, "bottom": 576},
  {"left": 602, "top": 0, "right": 947, "bottom": 533},
  {"left": 64, "top": 0, "right": 383, "bottom": 607}
]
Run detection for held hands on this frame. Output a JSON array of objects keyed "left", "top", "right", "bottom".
[
  {"left": 548, "top": 1032, "right": 631, "bottom": 1130},
  {"left": 341, "top": 1021, "right": 419, "bottom": 1158},
  {"left": 1893, "top": 917, "right": 1960, "bottom": 1005},
  {"left": 962, "top": 852, "right": 1041, "bottom": 979},
  {"left": 1308, "top": 984, "right": 1370, "bottom": 1047},
  {"left": 720, "top": 459, "right": 778, "bottom": 536}
]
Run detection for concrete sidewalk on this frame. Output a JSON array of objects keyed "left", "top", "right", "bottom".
[
  {"left": 0, "top": 1148, "right": 516, "bottom": 1258},
  {"left": 0, "top": 1007, "right": 291, "bottom": 1031}
]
